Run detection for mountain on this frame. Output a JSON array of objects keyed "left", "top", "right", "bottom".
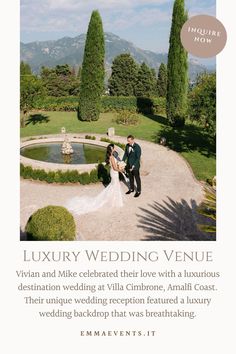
[{"left": 20, "top": 32, "right": 208, "bottom": 81}]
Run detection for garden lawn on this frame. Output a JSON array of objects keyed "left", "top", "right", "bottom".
[{"left": 20, "top": 111, "right": 216, "bottom": 181}]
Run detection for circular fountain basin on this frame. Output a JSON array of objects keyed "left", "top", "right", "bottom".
[{"left": 20, "top": 136, "right": 124, "bottom": 173}]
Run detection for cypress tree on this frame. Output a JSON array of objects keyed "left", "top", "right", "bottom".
[
  {"left": 157, "top": 63, "right": 167, "bottom": 97},
  {"left": 79, "top": 10, "right": 105, "bottom": 121},
  {"left": 135, "top": 62, "right": 157, "bottom": 97},
  {"left": 108, "top": 54, "right": 138, "bottom": 96},
  {"left": 166, "top": 0, "right": 188, "bottom": 126}
]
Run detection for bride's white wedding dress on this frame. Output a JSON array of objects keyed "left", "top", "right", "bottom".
[{"left": 65, "top": 159, "right": 123, "bottom": 215}]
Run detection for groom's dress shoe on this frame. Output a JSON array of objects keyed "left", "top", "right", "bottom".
[
  {"left": 134, "top": 192, "right": 141, "bottom": 198},
  {"left": 126, "top": 190, "right": 134, "bottom": 195}
]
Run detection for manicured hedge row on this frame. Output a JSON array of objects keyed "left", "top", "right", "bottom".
[
  {"left": 20, "top": 163, "right": 105, "bottom": 184},
  {"left": 33, "top": 96, "right": 78, "bottom": 111},
  {"left": 33, "top": 96, "right": 166, "bottom": 114},
  {"left": 101, "top": 96, "right": 137, "bottom": 112}
]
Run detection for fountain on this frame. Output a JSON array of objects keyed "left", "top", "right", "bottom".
[
  {"left": 20, "top": 131, "right": 124, "bottom": 173},
  {"left": 61, "top": 128, "right": 74, "bottom": 155}
]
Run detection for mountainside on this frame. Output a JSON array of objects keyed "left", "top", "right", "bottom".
[{"left": 20, "top": 32, "right": 208, "bottom": 81}]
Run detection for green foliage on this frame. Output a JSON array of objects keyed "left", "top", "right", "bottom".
[
  {"left": 171, "top": 113, "right": 186, "bottom": 128},
  {"left": 101, "top": 96, "right": 137, "bottom": 112},
  {"left": 135, "top": 62, "right": 157, "bottom": 97},
  {"left": 115, "top": 110, "right": 140, "bottom": 126},
  {"left": 20, "top": 163, "right": 100, "bottom": 184},
  {"left": 79, "top": 10, "right": 105, "bottom": 121},
  {"left": 85, "top": 135, "right": 96, "bottom": 140},
  {"left": 197, "top": 186, "right": 216, "bottom": 234},
  {"left": 152, "top": 97, "right": 166, "bottom": 114},
  {"left": 20, "top": 61, "right": 32, "bottom": 76},
  {"left": 20, "top": 110, "right": 215, "bottom": 182},
  {"left": 100, "top": 138, "right": 126, "bottom": 150},
  {"left": 33, "top": 95, "right": 166, "bottom": 114},
  {"left": 166, "top": 0, "right": 188, "bottom": 126},
  {"left": 40, "top": 64, "right": 80, "bottom": 97},
  {"left": 157, "top": 63, "right": 167, "bottom": 97},
  {"left": 33, "top": 96, "right": 78, "bottom": 111},
  {"left": 188, "top": 72, "right": 216, "bottom": 137},
  {"left": 108, "top": 54, "right": 138, "bottom": 96},
  {"left": 25, "top": 205, "right": 76, "bottom": 241},
  {"left": 20, "top": 61, "right": 45, "bottom": 127}
]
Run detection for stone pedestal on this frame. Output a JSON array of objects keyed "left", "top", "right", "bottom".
[{"left": 108, "top": 127, "right": 115, "bottom": 138}]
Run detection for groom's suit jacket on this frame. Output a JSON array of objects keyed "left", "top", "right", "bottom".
[{"left": 123, "top": 143, "right": 141, "bottom": 170}]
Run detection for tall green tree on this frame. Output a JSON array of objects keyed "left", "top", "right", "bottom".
[
  {"left": 79, "top": 10, "right": 105, "bottom": 121},
  {"left": 20, "top": 62, "right": 44, "bottom": 127},
  {"left": 188, "top": 72, "right": 216, "bottom": 137},
  {"left": 108, "top": 54, "right": 138, "bottom": 96},
  {"left": 40, "top": 64, "right": 80, "bottom": 96},
  {"left": 166, "top": 0, "right": 188, "bottom": 126},
  {"left": 135, "top": 62, "right": 157, "bottom": 97},
  {"left": 157, "top": 63, "right": 167, "bottom": 97}
]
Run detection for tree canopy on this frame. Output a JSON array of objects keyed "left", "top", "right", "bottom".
[
  {"left": 135, "top": 62, "right": 157, "bottom": 97},
  {"left": 166, "top": 0, "right": 188, "bottom": 126},
  {"left": 189, "top": 72, "right": 216, "bottom": 137},
  {"left": 108, "top": 54, "right": 138, "bottom": 96},
  {"left": 78, "top": 10, "right": 105, "bottom": 121},
  {"left": 157, "top": 63, "right": 167, "bottom": 97}
]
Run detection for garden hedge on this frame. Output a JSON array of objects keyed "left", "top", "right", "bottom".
[
  {"left": 20, "top": 163, "right": 103, "bottom": 184},
  {"left": 32, "top": 96, "right": 166, "bottom": 114}
]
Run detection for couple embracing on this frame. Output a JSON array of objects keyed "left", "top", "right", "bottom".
[{"left": 66, "top": 135, "right": 142, "bottom": 216}]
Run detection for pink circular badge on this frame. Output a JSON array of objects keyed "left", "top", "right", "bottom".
[{"left": 181, "top": 15, "right": 227, "bottom": 58}]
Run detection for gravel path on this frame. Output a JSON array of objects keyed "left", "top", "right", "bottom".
[{"left": 21, "top": 135, "right": 207, "bottom": 241}]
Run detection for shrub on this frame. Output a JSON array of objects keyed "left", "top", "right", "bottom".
[
  {"left": 33, "top": 96, "right": 78, "bottom": 111},
  {"left": 85, "top": 135, "right": 96, "bottom": 140},
  {"left": 115, "top": 110, "right": 139, "bottom": 126},
  {"left": 89, "top": 168, "right": 100, "bottom": 183},
  {"left": 20, "top": 163, "right": 103, "bottom": 184},
  {"left": 78, "top": 172, "right": 91, "bottom": 185},
  {"left": 32, "top": 95, "right": 166, "bottom": 115},
  {"left": 101, "top": 96, "right": 137, "bottom": 112},
  {"left": 152, "top": 97, "right": 166, "bottom": 114},
  {"left": 46, "top": 171, "right": 56, "bottom": 183},
  {"left": 68, "top": 170, "right": 80, "bottom": 183},
  {"left": 25, "top": 205, "right": 76, "bottom": 241}
]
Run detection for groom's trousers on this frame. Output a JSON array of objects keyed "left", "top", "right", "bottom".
[{"left": 129, "top": 168, "right": 141, "bottom": 193}]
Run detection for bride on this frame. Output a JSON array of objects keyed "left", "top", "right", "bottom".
[{"left": 65, "top": 145, "right": 124, "bottom": 215}]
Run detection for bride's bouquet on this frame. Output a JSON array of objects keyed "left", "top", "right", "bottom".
[
  {"left": 117, "top": 161, "right": 129, "bottom": 183},
  {"left": 117, "top": 161, "right": 126, "bottom": 171}
]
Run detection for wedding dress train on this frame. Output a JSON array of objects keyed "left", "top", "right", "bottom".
[{"left": 65, "top": 164, "right": 123, "bottom": 215}]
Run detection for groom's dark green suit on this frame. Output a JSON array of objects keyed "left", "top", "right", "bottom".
[{"left": 123, "top": 142, "right": 142, "bottom": 193}]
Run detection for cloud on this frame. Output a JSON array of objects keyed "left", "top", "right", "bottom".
[
  {"left": 104, "top": 7, "right": 171, "bottom": 31},
  {"left": 20, "top": 0, "right": 172, "bottom": 33},
  {"left": 21, "top": 0, "right": 215, "bottom": 40}
]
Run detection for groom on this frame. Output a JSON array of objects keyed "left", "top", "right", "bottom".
[{"left": 123, "top": 135, "right": 142, "bottom": 198}]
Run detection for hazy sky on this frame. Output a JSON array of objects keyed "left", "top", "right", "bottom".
[{"left": 21, "top": 0, "right": 216, "bottom": 64}]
